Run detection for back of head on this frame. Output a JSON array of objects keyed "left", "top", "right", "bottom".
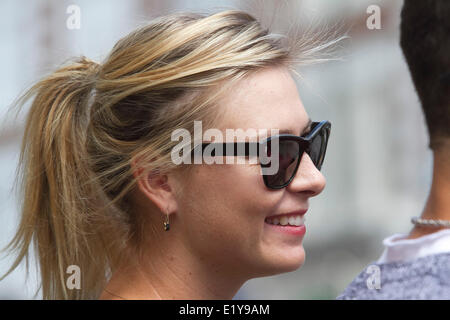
[{"left": 400, "top": 0, "right": 450, "bottom": 150}]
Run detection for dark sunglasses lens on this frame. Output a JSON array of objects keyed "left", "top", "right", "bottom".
[
  {"left": 307, "top": 127, "right": 328, "bottom": 170},
  {"left": 264, "top": 139, "right": 300, "bottom": 188},
  {"left": 308, "top": 132, "right": 323, "bottom": 167}
]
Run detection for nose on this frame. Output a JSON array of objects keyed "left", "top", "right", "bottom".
[{"left": 286, "top": 152, "right": 326, "bottom": 197}]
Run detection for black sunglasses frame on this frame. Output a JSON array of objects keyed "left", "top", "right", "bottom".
[{"left": 192, "top": 121, "right": 331, "bottom": 189}]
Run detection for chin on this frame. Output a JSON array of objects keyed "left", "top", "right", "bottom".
[
  {"left": 253, "top": 246, "right": 306, "bottom": 277},
  {"left": 279, "top": 247, "right": 305, "bottom": 272}
]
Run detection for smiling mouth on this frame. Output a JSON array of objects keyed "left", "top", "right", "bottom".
[{"left": 264, "top": 214, "right": 305, "bottom": 227}]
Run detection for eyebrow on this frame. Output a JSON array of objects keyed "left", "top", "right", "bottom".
[{"left": 264, "top": 118, "right": 312, "bottom": 137}]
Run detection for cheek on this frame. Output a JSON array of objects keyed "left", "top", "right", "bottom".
[{"left": 175, "top": 163, "right": 281, "bottom": 258}]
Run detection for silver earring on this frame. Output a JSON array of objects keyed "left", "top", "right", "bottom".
[{"left": 163, "top": 211, "right": 170, "bottom": 231}]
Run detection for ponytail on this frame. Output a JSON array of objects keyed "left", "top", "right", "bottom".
[{"left": 1, "top": 57, "right": 115, "bottom": 299}]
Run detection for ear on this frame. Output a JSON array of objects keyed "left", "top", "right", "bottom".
[{"left": 131, "top": 157, "right": 178, "bottom": 216}]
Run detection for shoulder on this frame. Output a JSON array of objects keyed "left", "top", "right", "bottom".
[{"left": 336, "top": 252, "right": 450, "bottom": 300}]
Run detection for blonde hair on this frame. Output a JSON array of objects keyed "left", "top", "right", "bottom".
[{"left": 1, "top": 9, "right": 345, "bottom": 299}]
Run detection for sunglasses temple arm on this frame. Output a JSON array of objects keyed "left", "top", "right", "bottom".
[{"left": 196, "top": 142, "right": 261, "bottom": 157}]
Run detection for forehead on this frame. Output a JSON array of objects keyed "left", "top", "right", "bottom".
[{"left": 216, "top": 65, "right": 309, "bottom": 136}]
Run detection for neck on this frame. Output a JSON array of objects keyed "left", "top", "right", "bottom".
[
  {"left": 408, "top": 149, "right": 450, "bottom": 239},
  {"left": 100, "top": 224, "right": 246, "bottom": 300}
]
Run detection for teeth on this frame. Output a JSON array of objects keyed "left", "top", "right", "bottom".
[
  {"left": 280, "top": 216, "right": 289, "bottom": 226},
  {"left": 288, "top": 216, "right": 296, "bottom": 225},
  {"left": 266, "top": 215, "right": 304, "bottom": 226}
]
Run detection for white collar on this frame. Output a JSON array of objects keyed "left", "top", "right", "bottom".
[{"left": 377, "top": 229, "right": 450, "bottom": 264}]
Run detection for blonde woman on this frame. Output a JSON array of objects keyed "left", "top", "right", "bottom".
[{"left": 2, "top": 10, "right": 341, "bottom": 299}]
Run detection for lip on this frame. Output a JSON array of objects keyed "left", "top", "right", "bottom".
[
  {"left": 266, "top": 209, "right": 307, "bottom": 219},
  {"left": 264, "top": 223, "right": 306, "bottom": 236},
  {"left": 264, "top": 209, "right": 307, "bottom": 237}
]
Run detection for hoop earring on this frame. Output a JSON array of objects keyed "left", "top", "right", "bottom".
[{"left": 163, "top": 211, "right": 170, "bottom": 231}]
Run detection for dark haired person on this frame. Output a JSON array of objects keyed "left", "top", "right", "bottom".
[{"left": 337, "top": 0, "right": 450, "bottom": 299}]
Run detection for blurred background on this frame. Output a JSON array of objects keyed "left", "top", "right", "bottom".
[{"left": 0, "top": 0, "right": 431, "bottom": 299}]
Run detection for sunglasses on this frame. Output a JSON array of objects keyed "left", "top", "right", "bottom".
[{"left": 192, "top": 121, "right": 331, "bottom": 189}]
